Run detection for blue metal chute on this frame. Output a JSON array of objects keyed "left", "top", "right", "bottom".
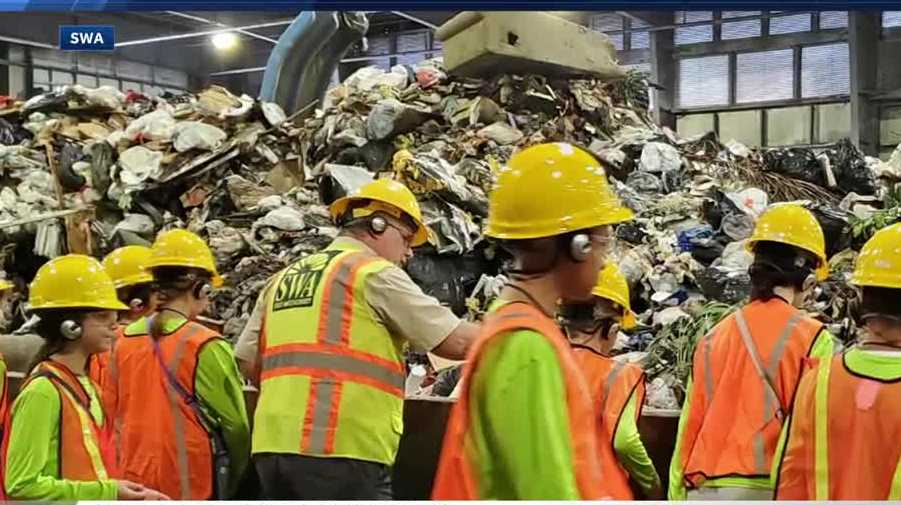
[{"left": 260, "top": 11, "right": 368, "bottom": 116}]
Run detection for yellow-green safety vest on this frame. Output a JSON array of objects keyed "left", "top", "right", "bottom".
[{"left": 251, "top": 242, "right": 407, "bottom": 466}]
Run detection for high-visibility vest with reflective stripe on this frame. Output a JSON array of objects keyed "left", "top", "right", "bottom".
[
  {"left": 432, "top": 302, "right": 609, "bottom": 499},
  {"left": 112, "top": 319, "right": 218, "bottom": 499},
  {"left": 572, "top": 346, "right": 646, "bottom": 500},
  {"left": 252, "top": 242, "right": 404, "bottom": 466},
  {"left": 2, "top": 360, "right": 113, "bottom": 499},
  {"left": 776, "top": 353, "right": 901, "bottom": 500},
  {"left": 678, "top": 298, "right": 823, "bottom": 489},
  {"left": 89, "top": 326, "right": 123, "bottom": 421}
]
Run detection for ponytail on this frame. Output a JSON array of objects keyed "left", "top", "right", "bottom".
[{"left": 149, "top": 266, "right": 212, "bottom": 340}]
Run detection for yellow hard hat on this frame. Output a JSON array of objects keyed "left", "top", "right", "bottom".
[
  {"left": 486, "top": 142, "right": 633, "bottom": 239},
  {"left": 0, "top": 279, "right": 12, "bottom": 292},
  {"left": 746, "top": 204, "right": 828, "bottom": 281},
  {"left": 329, "top": 179, "right": 430, "bottom": 247},
  {"left": 851, "top": 223, "right": 901, "bottom": 289},
  {"left": 592, "top": 263, "right": 637, "bottom": 330},
  {"left": 28, "top": 255, "right": 128, "bottom": 311},
  {"left": 147, "top": 229, "right": 223, "bottom": 287},
  {"left": 102, "top": 246, "right": 154, "bottom": 290}
]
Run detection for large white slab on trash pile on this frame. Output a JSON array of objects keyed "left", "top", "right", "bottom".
[{"left": 436, "top": 11, "right": 625, "bottom": 80}]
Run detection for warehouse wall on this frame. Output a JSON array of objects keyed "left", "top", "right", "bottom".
[
  {"left": 0, "top": 43, "right": 191, "bottom": 99},
  {"left": 877, "top": 34, "right": 901, "bottom": 158}
]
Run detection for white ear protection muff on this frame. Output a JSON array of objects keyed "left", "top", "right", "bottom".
[
  {"left": 194, "top": 282, "right": 213, "bottom": 299},
  {"left": 569, "top": 233, "right": 592, "bottom": 262},
  {"left": 60, "top": 320, "right": 83, "bottom": 341},
  {"left": 370, "top": 215, "right": 388, "bottom": 234},
  {"left": 129, "top": 298, "right": 145, "bottom": 311}
]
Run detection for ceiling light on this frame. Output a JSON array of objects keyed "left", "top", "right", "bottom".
[{"left": 211, "top": 32, "right": 238, "bottom": 50}]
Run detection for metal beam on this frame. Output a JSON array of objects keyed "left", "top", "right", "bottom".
[
  {"left": 164, "top": 12, "right": 279, "bottom": 44},
  {"left": 210, "top": 46, "right": 440, "bottom": 76},
  {"left": 617, "top": 11, "right": 671, "bottom": 26},
  {"left": 116, "top": 19, "right": 294, "bottom": 48},
  {"left": 0, "top": 35, "right": 54, "bottom": 50},
  {"left": 677, "top": 29, "right": 846, "bottom": 58},
  {"left": 389, "top": 11, "right": 439, "bottom": 30},
  {"left": 849, "top": 11, "right": 880, "bottom": 155}
]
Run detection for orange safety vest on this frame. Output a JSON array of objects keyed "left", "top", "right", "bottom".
[
  {"left": 432, "top": 302, "right": 608, "bottom": 500},
  {"left": 678, "top": 298, "right": 823, "bottom": 489},
  {"left": 776, "top": 353, "right": 901, "bottom": 500},
  {"left": 88, "top": 326, "right": 123, "bottom": 416},
  {"left": 1, "top": 360, "right": 115, "bottom": 499},
  {"left": 572, "top": 345, "right": 646, "bottom": 499},
  {"left": 110, "top": 320, "right": 219, "bottom": 500}
]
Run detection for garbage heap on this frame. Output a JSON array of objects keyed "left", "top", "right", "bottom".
[{"left": 2, "top": 61, "right": 901, "bottom": 407}]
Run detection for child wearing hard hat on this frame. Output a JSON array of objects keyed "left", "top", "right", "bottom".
[
  {"left": 104, "top": 229, "right": 249, "bottom": 500},
  {"left": 2, "top": 255, "right": 167, "bottom": 501},
  {"left": 558, "top": 264, "right": 663, "bottom": 500},
  {"left": 669, "top": 203, "right": 838, "bottom": 500},
  {"left": 89, "top": 246, "right": 158, "bottom": 401},
  {"left": 776, "top": 223, "right": 901, "bottom": 500},
  {"left": 432, "top": 142, "right": 633, "bottom": 499}
]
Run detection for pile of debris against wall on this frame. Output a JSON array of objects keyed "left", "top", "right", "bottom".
[{"left": 2, "top": 58, "right": 900, "bottom": 408}]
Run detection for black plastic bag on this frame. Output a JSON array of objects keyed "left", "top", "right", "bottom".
[
  {"left": 696, "top": 267, "right": 751, "bottom": 304},
  {"left": 826, "top": 139, "right": 876, "bottom": 196},
  {"left": 807, "top": 204, "right": 852, "bottom": 258},
  {"left": 763, "top": 148, "right": 824, "bottom": 186},
  {"left": 58, "top": 142, "right": 86, "bottom": 192},
  {"left": 405, "top": 248, "right": 500, "bottom": 316},
  {"left": 0, "top": 118, "right": 31, "bottom": 145},
  {"left": 88, "top": 142, "right": 114, "bottom": 196}
]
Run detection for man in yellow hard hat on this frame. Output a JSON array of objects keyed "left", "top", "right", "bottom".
[
  {"left": 90, "top": 246, "right": 158, "bottom": 395},
  {"left": 558, "top": 264, "right": 662, "bottom": 500},
  {"left": 776, "top": 223, "right": 901, "bottom": 500},
  {"left": 104, "top": 229, "right": 249, "bottom": 500},
  {"left": 670, "top": 203, "right": 838, "bottom": 500},
  {"left": 240, "top": 178, "right": 479, "bottom": 499},
  {"left": 433, "top": 142, "right": 633, "bottom": 499}
]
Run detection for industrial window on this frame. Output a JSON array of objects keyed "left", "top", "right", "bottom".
[
  {"left": 677, "top": 55, "right": 729, "bottom": 108},
  {"left": 884, "top": 12, "right": 901, "bottom": 27},
  {"left": 396, "top": 31, "right": 428, "bottom": 66},
  {"left": 769, "top": 13, "right": 812, "bottom": 34},
  {"left": 630, "top": 19, "right": 651, "bottom": 49},
  {"left": 801, "top": 43, "right": 850, "bottom": 97},
  {"left": 76, "top": 74, "right": 97, "bottom": 87},
  {"left": 675, "top": 11, "right": 714, "bottom": 45},
  {"left": 366, "top": 36, "right": 391, "bottom": 55},
  {"left": 737, "top": 49, "right": 794, "bottom": 103},
  {"left": 722, "top": 11, "right": 761, "bottom": 40},
  {"left": 98, "top": 77, "right": 119, "bottom": 89},
  {"left": 122, "top": 81, "right": 142, "bottom": 93},
  {"left": 33, "top": 68, "right": 50, "bottom": 87},
  {"left": 819, "top": 11, "right": 848, "bottom": 29},
  {"left": 589, "top": 14, "right": 624, "bottom": 50}
]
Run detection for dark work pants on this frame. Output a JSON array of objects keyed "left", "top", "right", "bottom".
[{"left": 255, "top": 453, "right": 393, "bottom": 500}]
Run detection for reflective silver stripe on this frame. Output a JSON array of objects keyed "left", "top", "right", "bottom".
[
  {"left": 262, "top": 351, "right": 405, "bottom": 390},
  {"left": 318, "top": 253, "right": 371, "bottom": 346},
  {"left": 703, "top": 332, "right": 715, "bottom": 399},
  {"left": 735, "top": 310, "right": 802, "bottom": 475},
  {"left": 304, "top": 379, "right": 337, "bottom": 454},
  {"left": 601, "top": 361, "right": 627, "bottom": 416},
  {"left": 164, "top": 325, "right": 203, "bottom": 499}
]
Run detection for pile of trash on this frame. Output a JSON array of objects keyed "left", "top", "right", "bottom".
[{"left": 2, "top": 60, "right": 901, "bottom": 408}]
